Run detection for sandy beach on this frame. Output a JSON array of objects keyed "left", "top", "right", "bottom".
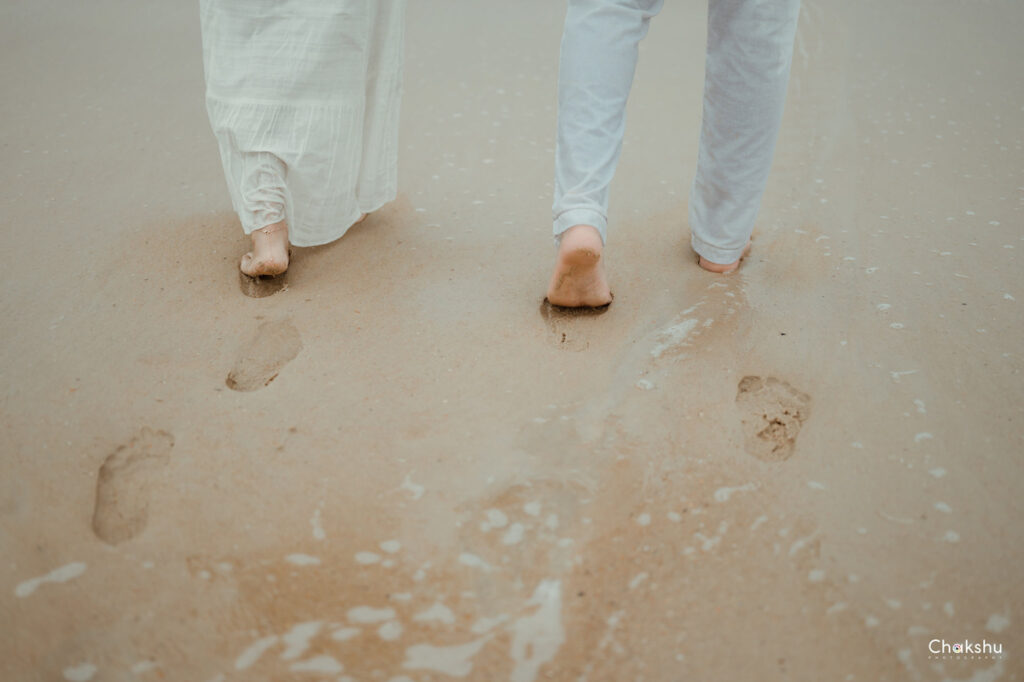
[{"left": 1, "top": 0, "right": 1022, "bottom": 680}]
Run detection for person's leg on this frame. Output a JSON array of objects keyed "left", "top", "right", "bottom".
[
  {"left": 202, "top": 0, "right": 396, "bottom": 267},
  {"left": 235, "top": 152, "right": 290, "bottom": 277},
  {"left": 689, "top": 0, "right": 800, "bottom": 272},
  {"left": 200, "top": 0, "right": 293, "bottom": 276},
  {"left": 547, "top": 0, "right": 663, "bottom": 307},
  {"left": 240, "top": 220, "right": 289, "bottom": 277}
]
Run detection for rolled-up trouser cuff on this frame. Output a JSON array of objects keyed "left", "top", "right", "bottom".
[
  {"left": 553, "top": 208, "right": 608, "bottom": 246},
  {"left": 690, "top": 232, "right": 747, "bottom": 265}
]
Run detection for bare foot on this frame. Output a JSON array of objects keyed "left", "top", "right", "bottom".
[
  {"left": 698, "top": 239, "right": 752, "bottom": 274},
  {"left": 546, "top": 225, "right": 612, "bottom": 308},
  {"left": 240, "top": 221, "right": 289, "bottom": 278}
]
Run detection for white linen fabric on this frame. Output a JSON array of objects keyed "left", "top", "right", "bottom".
[
  {"left": 553, "top": 0, "right": 801, "bottom": 264},
  {"left": 200, "top": 0, "right": 405, "bottom": 247}
]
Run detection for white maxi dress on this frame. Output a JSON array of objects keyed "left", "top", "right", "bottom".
[{"left": 200, "top": 0, "right": 405, "bottom": 247}]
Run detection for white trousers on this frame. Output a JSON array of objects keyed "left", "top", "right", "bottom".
[
  {"left": 553, "top": 0, "right": 801, "bottom": 264},
  {"left": 200, "top": 0, "right": 405, "bottom": 247}
]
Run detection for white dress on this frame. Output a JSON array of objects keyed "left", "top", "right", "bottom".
[{"left": 200, "top": 0, "right": 405, "bottom": 247}]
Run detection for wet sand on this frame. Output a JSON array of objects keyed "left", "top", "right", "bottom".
[{"left": 1, "top": 0, "right": 1022, "bottom": 680}]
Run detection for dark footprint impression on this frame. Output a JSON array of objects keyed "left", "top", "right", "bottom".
[
  {"left": 238, "top": 252, "right": 291, "bottom": 298},
  {"left": 92, "top": 427, "right": 174, "bottom": 545},
  {"left": 225, "top": 318, "right": 302, "bottom": 391},
  {"left": 539, "top": 297, "right": 612, "bottom": 352},
  {"left": 736, "top": 376, "right": 811, "bottom": 462}
]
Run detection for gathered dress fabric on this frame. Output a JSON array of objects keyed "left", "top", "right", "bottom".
[
  {"left": 200, "top": 0, "right": 405, "bottom": 247},
  {"left": 553, "top": 0, "right": 801, "bottom": 264}
]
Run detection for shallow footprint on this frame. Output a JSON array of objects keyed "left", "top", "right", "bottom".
[
  {"left": 735, "top": 376, "right": 811, "bottom": 462},
  {"left": 226, "top": 319, "right": 303, "bottom": 391},
  {"left": 539, "top": 297, "right": 611, "bottom": 352},
  {"left": 92, "top": 427, "right": 174, "bottom": 544}
]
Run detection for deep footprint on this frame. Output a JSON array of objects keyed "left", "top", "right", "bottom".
[
  {"left": 736, "top": 376, "right": 811, "bottom": 462},
  {"left": 92, "top": 427, "right": 174, "bottom": 544},
  {"left": 239, "top": 268, "right": 288, "bottom": 298},
  {"left": 226, "top": 319, "right": 302, "bottom": 391},
  {"left": 539, "top": 297, "right": 611, "bottom": 352}
]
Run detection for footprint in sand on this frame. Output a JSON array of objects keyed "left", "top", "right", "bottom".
[
  {"left": 92, "top": 428, "right": 174, "bottom": 544},
  {"left": 735, "top": 376, "right": 811, "bottom": 462},
  {"left": 239, "top": 264, "right": 288, "bottom": 298},
  {"left": 539, "top": 299, "right": 611, "bottom": 352},
  {"left": 226, "top": 319, "right": 302, "bottom": 391}
]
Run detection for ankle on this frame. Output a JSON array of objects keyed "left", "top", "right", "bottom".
[
  {"left": 560, "top": 224, "right": 603, "bottom": 251},
  {"left": 699, "top": 257, "right": 737, "bottom": 273},
  {"left": 255, "top": 221, "right": 287, "bottom": 237}
]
